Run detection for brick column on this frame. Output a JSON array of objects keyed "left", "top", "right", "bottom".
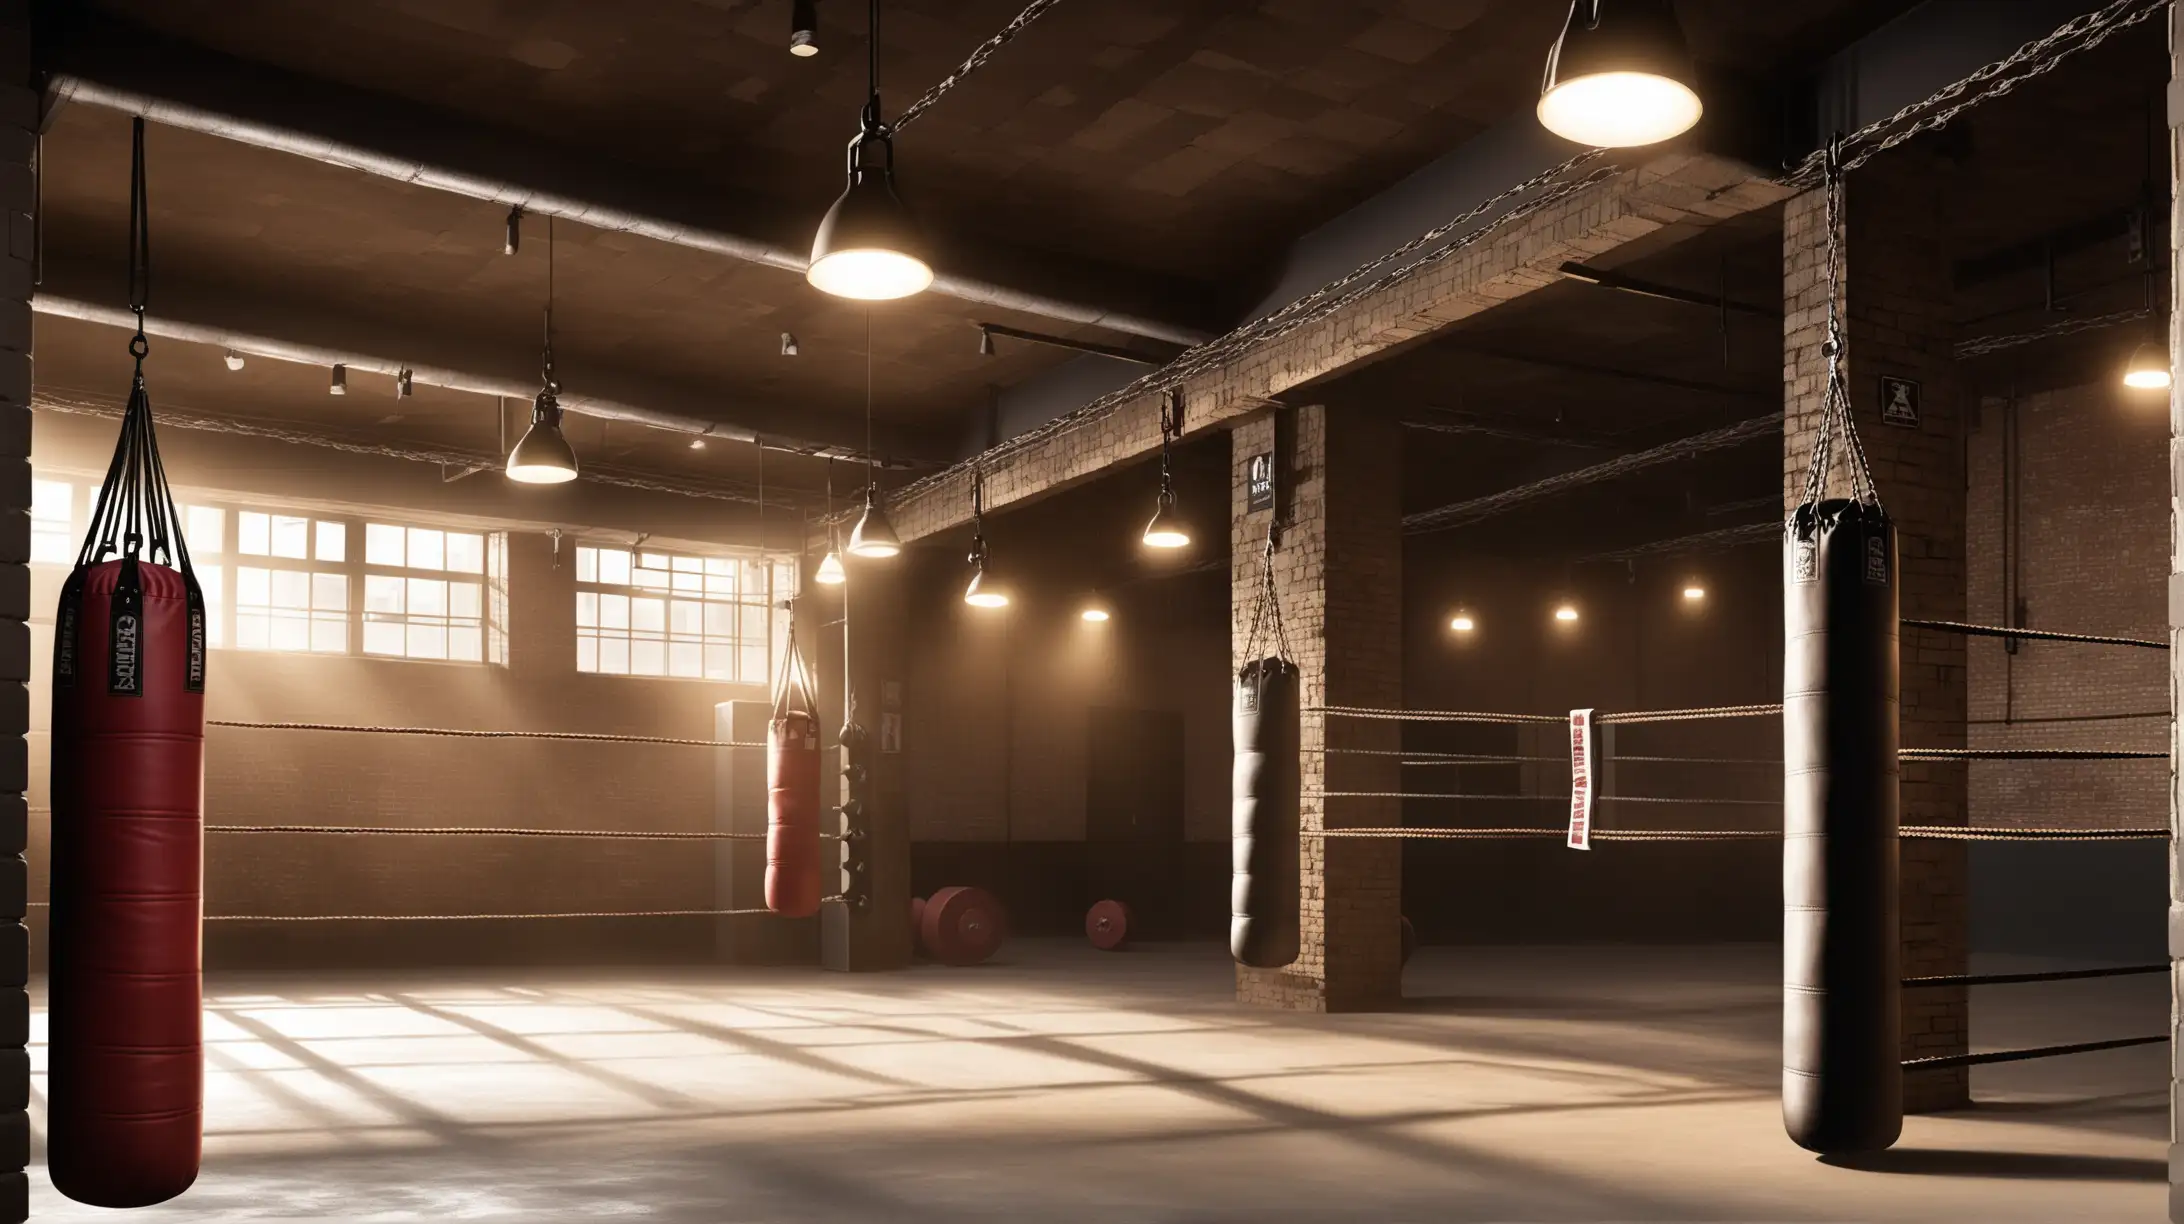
[
  {"left": 0, "top": 5, "right": 27, "bottom": 1215},
  {"left": 2166, "top": 9, "right": 2184, "bottom": 1218},
  {"left": 1783, "top": 152, "right": 1969, "bottom": 1114},
  {"left": 1231, "top": 404, "right": 1402, "bottom": 1013},
  {"left": 818, "top": 548, "right": 910, "bottom": 971}
]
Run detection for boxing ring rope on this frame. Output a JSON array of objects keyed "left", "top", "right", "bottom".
[{"left": 207, "top": 720, "right": 768, "bottom": 749}]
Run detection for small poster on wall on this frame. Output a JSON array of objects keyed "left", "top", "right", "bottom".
[
  {"left": 1880, "top": 375, "right": 1921, "bottom": 429},
  {"left": 880, "top": 712, "right": 902, "bottom": 755},
  {"left": 1246, "top": 452, "right": 1275, "bottom": 512}
]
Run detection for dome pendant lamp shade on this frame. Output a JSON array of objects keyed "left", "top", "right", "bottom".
[
  {"left": 963, "top": 562, "right": 1008, "bottom": 608},
  {"left": 808, "top": 103, "right": 932, "bottom": 300},
  {"left": 814, "top": 550, "right": 847, "bottom": 585},
  {"left": 2123, "top": 342, "right": 2173, "bottom": 390},
  {"left": 506, "top": 387, "right": 579, "bottom": 484},
  {"left": 847, "top": 488, "right": 902, "bottom": 558},
  {"left": 1141, "top": 492, "right": 1190, "bottom": 550},
  {"left": 1538, "top": 0, "right": 1703, "bottom": 148}
]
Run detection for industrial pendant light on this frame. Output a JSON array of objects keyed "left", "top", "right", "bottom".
[
  {"left": 815, "top": 459, "right": 848, "bottom": 584},
  {"left": 506, "top": 219, "right": 579, "bottom": 484},
  {"left": 1538, "top": 0, "right": 1703, "bottom": 148},
  {"left": 964, "top": 471, "right": 1008, "bottom": 608},
  {"left": 2123, "top": 343, "right": 2172, "bottom": 390},
  {"left": 807, "top": 0, "right": 933, "bottom": 300},
  {"left": 1142, "top": 390, "right": 1190, "bottom": 549},
  {"left": 846, "top": 311, "right": 902, "bottom": 556},
  {"left": 790, "top": 0, "right": 820, "bottom": 56}
]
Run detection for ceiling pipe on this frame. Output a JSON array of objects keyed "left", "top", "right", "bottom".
[
  {"left": 46, "top": 72, "right": 1216, "bottom": 349},
  {"left": 34, "top": 295, "right": 919, "bottom": 468}
]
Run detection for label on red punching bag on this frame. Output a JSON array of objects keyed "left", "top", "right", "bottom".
[
  {"left": 109, "top": 561, "right": 143, "bottom": 697},
  {"left": 184, "top": 584, "right": 207, "bottom": 693},
  {"left": 54, "top": 583, "right": 80, "bottom": 689}
]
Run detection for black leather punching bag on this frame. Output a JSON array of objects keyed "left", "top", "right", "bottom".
[
  {"left": 1232, "top": 657, "right": 1300, "bottom": 968},
  {"left": 1782, "top": 498, "right": 1901, "bottom": 1155}
]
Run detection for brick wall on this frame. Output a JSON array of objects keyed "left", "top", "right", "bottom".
[
  {"left": 1963, "top": 383, "right": 2169, "bottom": 961},
  {"left": 1965, "top": 385, "right": 2168, "bottom": 812},
  {"left": 1783, "top": 155, "right": 1970, "bottom": 1112},
  {"left": 1231, "top": 405, "right": 1403, "bottom": 1012}
]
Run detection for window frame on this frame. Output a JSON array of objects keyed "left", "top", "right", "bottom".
[
  {"left": 26, "top": 486, "right": 512, "bottom": 668},
  {"left": 572, "top": 542, "right": 794, "bottom": 685}
]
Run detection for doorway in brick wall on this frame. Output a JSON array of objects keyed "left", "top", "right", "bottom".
[{"left": 1085, "top": 707, "right": 1186, "bottom": 939}]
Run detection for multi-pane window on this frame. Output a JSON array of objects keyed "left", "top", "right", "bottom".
[
  {"left": 182, "top": 505, "right": 226, "bottom": 648},
  {"left": 234, "top": 511, "right": 348, "bottom": 653},
  {"left": 362, "top": 523, "right": 495, "bottom": 663},
  {"left": 29, "top": 479, "right": 73, "bottom": 565},
  {"left": 574, "top": 545, "right": 793, "bottom": 682}
]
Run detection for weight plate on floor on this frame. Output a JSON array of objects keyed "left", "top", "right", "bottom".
[
  {"left": 1086, "top": 899, "right": 1132, "bottom": 951},
  {"left": 922, "top": 885, "right": 1007, "bottom": 966}
]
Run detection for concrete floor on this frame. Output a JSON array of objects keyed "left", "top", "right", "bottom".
[{"left": 26, "top": 941, "right": 2168, "bottom": 1223}]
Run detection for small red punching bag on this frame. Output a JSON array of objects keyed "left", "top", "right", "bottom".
[
  {"left": 766, "top": 620, "right": 823, "bottom": 917},
  {"left": 47, "top": 117, "right": 208, "bottom": 1209}
]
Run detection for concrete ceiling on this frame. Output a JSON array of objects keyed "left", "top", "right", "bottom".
[{"left": 32, "top": 0, "right": 1947, "bottom": 498}]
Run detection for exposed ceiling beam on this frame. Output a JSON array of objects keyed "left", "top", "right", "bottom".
[
  {"left": 1403, "top": 413, "right": 1782, "bottom": 535},
  {"left": 42, "top": 22, "right": 1218, "bottom": 348},
  {"left": 36, "top": 293, "right": 929, "bottom": 467},
  {"left": 882, "top": 155, "right": 1795, "bottom": 543}
]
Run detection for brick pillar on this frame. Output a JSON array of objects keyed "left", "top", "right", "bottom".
[
  {"left": 1231, "top": 404, "right": 1402, "bottom": 1013},
  {"left": 1783, "top": 152, "right": 1970, "bottom": 1114},
  {"left": 818, "top": 548, "right": 910, "bottom": 971},
  {"left": 2166, "top": 9, "right": 2184, "bottom": 1218},
  {"left": 0, "top": 5, "right": 27, "bottom": 1216}
]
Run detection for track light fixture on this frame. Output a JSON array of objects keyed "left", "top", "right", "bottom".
[
  {"left": 223, "top": 350, "right": 246, "bottom": 371},
  {"left": 1141, "top": 390, "right": 1191, "bottom": 549},
  {"left": 504, "top": 206, "right": 522, "bottom": 255},
  {"left": 507, "top": 219, "right": 578, "bottom": 484},
  {"left": 1080, "top": 603, "right": 1111, "bottom": 623},
  {"left": 978, "top": 326, "right": 995, "bottom": 357},
  {"left": 807, "top": 0, "right": 932, "bottom": 300},
  {"left": 1538, "top": 0, "right": 1703, "bottom": 148},
  {"left": 688, "top": 436, "right": 707, "bottom": 450},
  {"left": 791, "top": 0, "right": 820, "bottom": 56},
  {"left": 781, "top": 332, "right": 800, "bottom": 357},
  {"left": 329, "top": 363, "right": 347, "bottom": 395},
  {"left": 964, "top": 471, "right": 1007, "bottom": 608},
  {"left": 2125, "top": 342, "right": 2172, "bottom": 390},
  {"left": 396, "top": 367, "right": 414, "bottom": 399}
]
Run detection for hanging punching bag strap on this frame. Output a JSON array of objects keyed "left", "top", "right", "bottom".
[
  {"left": 70, "top": 118, "right": 207, "bottom": 697},
  {"left": 1240, "top": 525, "right": 1293, "bottom": 669},
  {"left": 772, "top": 610, "right": 819, "bottom": 723},
  {"left": 1799, "top": 136, "right": 1883, "bottom": 515}
]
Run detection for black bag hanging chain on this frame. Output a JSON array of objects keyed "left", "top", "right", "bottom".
[
  {"left": 58, "top": 117, "right": 206, "bottom": 695},
  {"left": 1799, "top": 136, "right": 1883, "bottom": 512}
]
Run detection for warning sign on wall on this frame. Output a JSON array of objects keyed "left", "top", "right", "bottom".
[{"left": 1567, "top": 709, "right": 1595, "bottom": 851}]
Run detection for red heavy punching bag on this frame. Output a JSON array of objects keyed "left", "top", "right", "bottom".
[
  {"left": 765, "top": 620, "right": 823, "bottom": 916},
  {"left": 48, "top": 118, "right": 208, "bottom": 1209}
]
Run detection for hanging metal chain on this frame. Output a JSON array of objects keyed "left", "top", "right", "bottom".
[
  {"left": 885, "top": 151, "right": 1615, "bottom": 510},
  {"left": 1799, "top": 139, "right": 1880, "bottom": 509},
  {"left": 894, "top": 0, "right": 1067, "bottom": 131},
  {"left": 1782, "top": 0, "right": 2169, "bottom": 186},
  {"left": 1955, "top": 307, "right": 2153, "bottom": 360},
  {"left": 1241, "top": 529, "right": 1292, "bottom": 664}
]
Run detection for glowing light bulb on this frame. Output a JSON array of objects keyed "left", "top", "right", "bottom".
[{"left": 1554, "top": 605, "right": 1580, "bottom": 623}]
